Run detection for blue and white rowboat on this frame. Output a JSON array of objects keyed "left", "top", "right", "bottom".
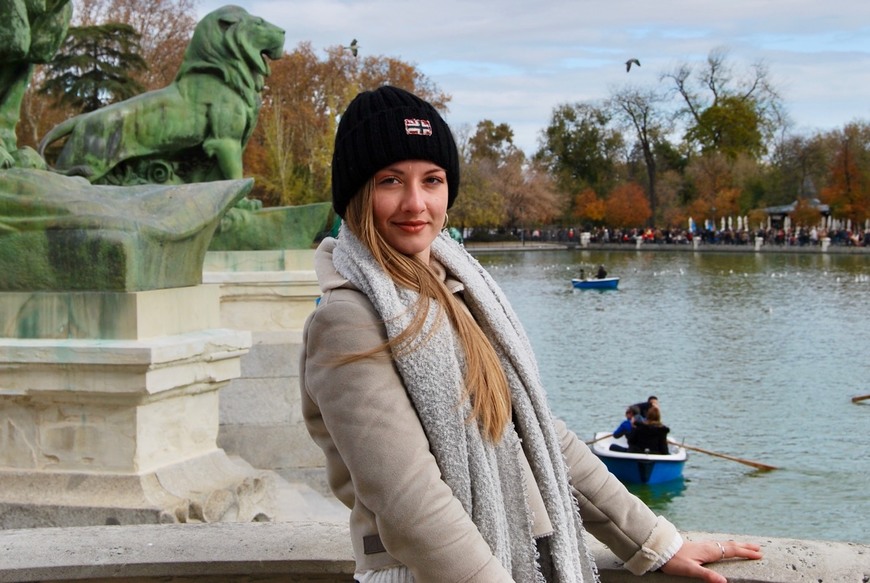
[
  {"left": 590, "top": 432, "right": 687, "bottom": 484},
  {"left": 571, "top": 277, "right": 619, "bottom": 290}
]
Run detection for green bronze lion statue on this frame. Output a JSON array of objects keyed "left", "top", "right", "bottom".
[{"left": 38, "top": 4, "right": 284, "bottom": 185}]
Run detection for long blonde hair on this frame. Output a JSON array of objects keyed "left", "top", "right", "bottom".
[{"left": 343, "top": 180, "right": 512, "bottom": 441}]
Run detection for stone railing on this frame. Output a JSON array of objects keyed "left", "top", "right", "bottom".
[{"left": 1, "top": 522, "right": 867, "bottom": 582}]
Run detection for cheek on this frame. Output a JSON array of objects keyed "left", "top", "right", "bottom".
[
  {"left": 431, "top": 191, "right": 450, "bottom": 215},
  {"left": 371, "top": 194, "right": 395, "bottom": 225}
]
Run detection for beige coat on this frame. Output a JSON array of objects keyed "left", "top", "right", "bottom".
[{"left": 300, "top": 243, "right": 679, "bottom": 582}]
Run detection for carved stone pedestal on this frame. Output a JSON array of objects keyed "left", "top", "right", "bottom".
[
  {"left": 203, "top": 250, "right": 326, "bottom": 488},
  {"left": 0, "top": 285, "right": 274, "bottom": 528}
]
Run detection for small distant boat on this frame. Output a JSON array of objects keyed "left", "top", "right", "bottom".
[
  {"left": 571, "top": 277, "right": 619, "bottom": 290},
  {"left": 590, "top": 432, "right": 687, "bottom": 484}
]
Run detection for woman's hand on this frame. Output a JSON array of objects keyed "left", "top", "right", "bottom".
[{"left": 659, "top": 539, "right": 763, "bottom": 583}]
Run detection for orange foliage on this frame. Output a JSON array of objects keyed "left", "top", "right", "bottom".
[
  {"left": 604, "top": 182, "right": 651, "bottom": 228},
  {"left": 820, "top": 135, "right": 870, "bottom": 224},
  {"left": 572, "top": 188, "right": 605, "bottom": 222}
]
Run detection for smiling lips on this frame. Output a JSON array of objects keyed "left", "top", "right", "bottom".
[{"left": 393, "top": 220, "right": 428, "bottom": 233}]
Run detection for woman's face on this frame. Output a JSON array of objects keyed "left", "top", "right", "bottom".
[{"left": 372, "top": 159, "right": 449, "bottom": 262}]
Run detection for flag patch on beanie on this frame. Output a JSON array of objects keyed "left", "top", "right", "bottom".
[{"left": 404, "top": 118, "right": 432, "bottom": 136}]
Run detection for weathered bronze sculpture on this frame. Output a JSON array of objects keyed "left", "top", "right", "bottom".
[
  {"left": 0, "top": 0, "right": 72, "bottom": 169},
  {"left": 38, "top": 5, "right": 285, "bottom": 185},
  {"left": 1, "top": 4, "right": 328, "bottom": 292}
]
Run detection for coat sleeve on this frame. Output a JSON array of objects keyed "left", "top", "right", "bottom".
[
  {"left": 301, "top": 290, "right": 513, "bottom": 583},
  {"left": 554, "top": 419, "right": 681, "bottom": 575}
]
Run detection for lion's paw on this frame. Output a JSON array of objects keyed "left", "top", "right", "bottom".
[{"left": 0, "top": 147, "right": 14, "bottom": 169}]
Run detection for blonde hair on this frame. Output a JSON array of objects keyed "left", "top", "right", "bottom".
[{"left": 343, "top": 180, "right": 512, "bottom": 441}]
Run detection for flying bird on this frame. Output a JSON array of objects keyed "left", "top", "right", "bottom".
[
  {"left": 344, "top": 38, "right": 360, "bottom": 57},
  {"left": 625, "top": 58, "right": 640, "bottom": 72}
]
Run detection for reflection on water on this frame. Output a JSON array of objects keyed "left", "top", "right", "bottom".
[
  {"left": 627, "top": 477, "right": 687, "bottom": 509},
  {"left": 476, "top": 249, "right": 870, "bottom": 544}
]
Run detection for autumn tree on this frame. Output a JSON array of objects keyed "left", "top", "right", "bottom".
[
  {"left": 789, "top": 198, "right": 822, "bottom": 228},
  {"left": 451, "top": 121, "right": 515, "bottom": 229},
  {"left": 244, "top": 42, "right": 449, "bottom": 206},
  {"left": 604, "top": 182, "right": 651, "bottom": 228},
  {"left": 820, "top": 122, "right": 870, "bottom": 225},
  {"left": 608, "top": 86, "right": 673, "bottom": 225},
  {"left": 452, "top": 119, "right": 559, "bottom": 230},
  {"left": 572, "top": 188, "right": 606, "bottom": 224}
]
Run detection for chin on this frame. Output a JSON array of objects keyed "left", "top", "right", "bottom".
[{"left": 388, "top": 232, "right": 438, "bottom": 257}]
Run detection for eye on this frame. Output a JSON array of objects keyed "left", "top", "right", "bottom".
[{"left": 377, "top": 175, "right": 400, "bottom": 185}]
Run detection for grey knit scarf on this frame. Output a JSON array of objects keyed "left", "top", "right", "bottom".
[{"left": 333, "top": 228, "right": 598, "bottom": 583}]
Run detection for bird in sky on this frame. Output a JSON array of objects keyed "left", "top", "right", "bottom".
[
  {"left": 625, "top": 58, "right": 640, "bottom": 72},
  {"left": 344, "top": 39, "right": 360, "bottom": 57}
]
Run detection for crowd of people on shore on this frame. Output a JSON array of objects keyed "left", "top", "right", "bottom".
[
  {"left": 608, "top": 395, "right": 672, "bottom": 455},
  {"left": 519, "top": 225, "right": 870, "bottom": 247}
]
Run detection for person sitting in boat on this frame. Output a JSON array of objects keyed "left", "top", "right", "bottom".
[
  {"left": 631, "top": 395, "right": 659, "bottom": 422},
  {"left": 596, "top": 264, "right": 608, "bottom": 279},
  {"left": 613, "top": 406, "right": 638, "bottom": 439},
  {"left": 627, "top": 407, "right": 670, "bottom": 455},
  {"left": 608, "top": 406, "right": 639, "bottom": 452}
]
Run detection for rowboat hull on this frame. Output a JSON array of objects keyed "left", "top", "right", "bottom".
[
  {"left": 590, "top": 432, "right": 686, "bottom": 484},
  {"left": 571, "top": 277, "right": 619, "bottom": 290}
]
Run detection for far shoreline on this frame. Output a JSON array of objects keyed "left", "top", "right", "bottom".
[{"left": 464, "top": 240, "right": 870, "bottom": 255}]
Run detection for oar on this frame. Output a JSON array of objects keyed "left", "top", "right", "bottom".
[
  {"left": 851, "top": 393, "right": 870, "bottom": 403},
  {"left": 585, "top": 433, "right": 613, "bottom": 446},
  {"left": 668, "top": 439, "right": 778, "bottom": 471}
]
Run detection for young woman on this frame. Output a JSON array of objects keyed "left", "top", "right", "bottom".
[
  {"left": 627, "top": 406, "right": 671, "bottom": 455},
  {"left": 300, "top": 85, "right": 762, "bottom": 583}
]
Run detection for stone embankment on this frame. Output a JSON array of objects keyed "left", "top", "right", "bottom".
[{"left": 1, "top": 521, "right": 868, "bottom": 583}]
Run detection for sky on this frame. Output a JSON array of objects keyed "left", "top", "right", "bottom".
[{"left": 197, "top": 0, "right": 870, "bottom": 155}]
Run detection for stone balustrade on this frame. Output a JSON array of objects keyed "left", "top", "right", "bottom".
[{"left": 1, "top": 522, "right": 867, "bottom": 582}]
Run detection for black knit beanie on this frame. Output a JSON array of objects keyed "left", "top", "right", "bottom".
[{"left": 331, "top": 85, "right": 460, "bottom": 218}]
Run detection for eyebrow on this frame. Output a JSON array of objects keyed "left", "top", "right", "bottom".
[{"left": 378, "top": 163, "right": 445, "bottom": 175}]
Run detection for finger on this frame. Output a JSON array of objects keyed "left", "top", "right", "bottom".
[{"left": 722, "top": 541, "right": 763, "bottom": 560}]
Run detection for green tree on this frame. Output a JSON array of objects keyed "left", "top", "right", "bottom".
[
  {"left": 468, "top": 120, "right": 518, "bottom": 162},
  {"left": 452, "top": 157, "right": 506, "bottom": 229},
  {"left": 39, "top": 22, "right": 147, "bottom": 113},
  {"left": 535, "top": 102, "right": 623, "bottom": 208},
  {"left": 750, "top": 131, "right": 831, "bottom": 213},
  {"left": 685, "top": 95, "right": 764, "bottom": 159},
  {"left": 72, "top": 0, "right": 198, "bottom": 90},
  {"left": 664, "top": 47, "right": 785, "bottom": 160}
]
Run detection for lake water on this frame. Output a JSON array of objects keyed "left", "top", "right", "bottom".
[{"left": 474, "top": 248, "right": 870, "bottom": 545}]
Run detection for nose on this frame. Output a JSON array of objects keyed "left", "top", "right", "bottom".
[{"left": 401, "top": 182, "right": 426, "bottom": 213}]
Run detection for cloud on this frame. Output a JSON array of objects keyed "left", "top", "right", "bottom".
[{"left": 199, "top": 0, "right": 870, "bottom": 153}]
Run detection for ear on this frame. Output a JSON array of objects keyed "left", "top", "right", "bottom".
[{"left": 215, "top": 6, "right": 244, "bottom": 31}]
